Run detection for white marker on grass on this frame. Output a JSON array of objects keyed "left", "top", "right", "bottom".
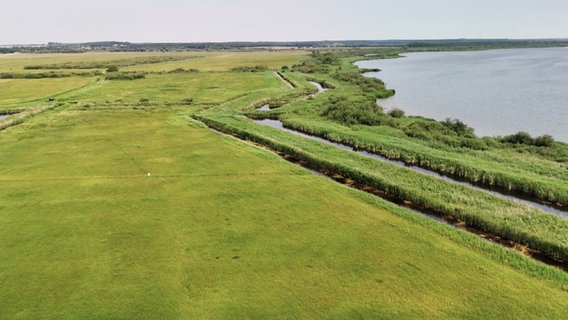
[{"left": 147, "top": 173, "right": 151, "bottom": 177}]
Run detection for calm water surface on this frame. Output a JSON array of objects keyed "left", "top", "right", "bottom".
[{"left": 357, "top": 47, "right": 568, "bottom": 142}]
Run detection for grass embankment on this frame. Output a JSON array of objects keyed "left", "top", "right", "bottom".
[
  {"left": 1, "top": 108, "right": 568, "bottom": 318},
  {"left": 278, "top": 115, "right": 568, "bottom": 207},
  {"left": 194, "top": 110, "right": 568, "bottom": 262},
  {"left": 0, "top": 104, "right": 61, "bottom": 131}
]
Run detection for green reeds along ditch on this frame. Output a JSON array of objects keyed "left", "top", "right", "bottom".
[
  {"left": 194, "top": 113, "right": 568, "bottom": 263},
  {"left": 253, "top": 118, "right": 568, "bottom": 218},
  {"left": 277, "top": 115, "right": 568, "bottom": 209},
  {"left": 0, "top": 104, "right": 60, "bottom": 131}
]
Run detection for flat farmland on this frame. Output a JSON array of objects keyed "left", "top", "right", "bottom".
[
  {"left": 0, "top": 78, "right": 95, "bottom": 108},
  {"left": 60, "top": 72, "right": 286, "bottom": 105}
]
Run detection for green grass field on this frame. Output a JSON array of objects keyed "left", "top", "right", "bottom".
[
  {"left": 0, "top": 51, "right": 307, "bottom": 74},
  {"left": 0, "top": 78, "right": 96, "bottom": 108},
  {"left": 1, "top": 50, "right": 568, "bottom": 319},
  {"left": 61, "top": 72, "right": 285, "bottom": 105},
  {"left": 1, "top": 108, "right": 567, "bottom": 318},
  {"left": 122, "top": 50, "right": 308, "bottom": 72}
]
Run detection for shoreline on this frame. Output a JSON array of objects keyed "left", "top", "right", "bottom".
[{"left": 354, "top": 48, "right": 568, "bottom": 143}]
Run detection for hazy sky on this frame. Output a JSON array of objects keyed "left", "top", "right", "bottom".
[{"left": 1, "top": 0, "right": 567, "bottom": 44}]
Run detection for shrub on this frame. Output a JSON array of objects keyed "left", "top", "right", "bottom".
[
  {"left": 322, "top": 96, "right": 385, "bottom": 126},
  {"left": 501, "top": 131, "right": 534, "bottom": 145},
  {"left": 105, "top": 72, "right": 146, "bottom": 80},
  {"left": 310, "top": 51, "right": 339, "bottom": 65},
  {"left": 291, "top": 52, "right": 338, "bottom": 74},
  {"left": 106, "top": 65, "right": 119, "bottom": 73},
  {"left": 500, "top": 132, "right": 555, "bottom": 147},
  {"left": 534, "top": 134, "right": 554, "bottom": 147},
  {"left": 388, "top": 108, "right": 405, "bottom": 118},
  {"left": 168, "top": 68, "right": 199, "bottom": 73},
  {"left": 180, "top": 98, "right": 193, "bottom": 105},
  {"left": 230, "top": 65, "right": 268, "bottom": 72},
  {"left": 441, "top": 118, "right": 474, "bottom": 137},
  {"left": 331, "top": 71, "right": 394, "bottom": 98}
]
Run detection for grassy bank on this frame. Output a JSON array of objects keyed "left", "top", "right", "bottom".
[
  {"left": 278, "top": 115, "right": 568, "bottom": 207},
  {"left": 194, "top": 110, "right": 568, "bottom": 262},
  {"left": 0, "top": 108, "right": 567, "bottom": 318}
]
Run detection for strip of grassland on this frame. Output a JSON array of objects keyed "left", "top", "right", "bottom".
[
  {"left": 278, "top": 114, "right": 568, "bottom": 207},
  {"left": 122, "top": 50, "right": 309, "bottom": 72},
  {"left": 193, "top": 110, "right": 568, "bottom": 262},
  {"left": 57, "top": 71, "right": 287, "bottom": 106},
  {"left": 0, "top": 77, "right": 97, "bottom": 108},
  {"left": 1, "top": 107, "right": 568, "bottom": 318},
  {"left": 0, "top": 104, "right": 61, "bottom": 131}
]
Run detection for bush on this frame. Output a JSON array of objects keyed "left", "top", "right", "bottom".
[
  {"left": 534, "top": 134, "right": 554, "bottom": 147},
  {"left": 310, "top": 51, "right": 339, "bottom": 65},
  {"left": 180, "top": 98, "right": 193, "bottom": 105},
  {"left": 168, "top": 68, "right": 199, "bottom": 73},
  {"left": 331, "top": 71, "right": 394, "bottom": 98},
  {"left": 441, "top": 118, "right": 474, "bottom": 137},
  {"left": 388, "top": 108, "right": 405, "bottom": 118},
  {"left": 501, "top": 132, "right": 555, "bottom": 147},
  {"left": 501, "top": 131, "right": 534, "bottom": 145},
  {"left": 322, "top": 96, "right": 386, "bottom": 126},
  {"left": 105, "top": 72, "right": 146, "bottom": 80},
  {"left": 0, "top": 71, "right": 101, "bottom": 79},
  {"left": 106, "top": 65, "right": 119, "bottom": 73},
  {"left": 230, "top": 65, "right": 268, "bottom": 72}
]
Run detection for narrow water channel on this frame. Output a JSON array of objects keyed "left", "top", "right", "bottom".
[
  {"left": 255, "top": 104, "right": 271, "bottom": 112},
  {"left": 206, "top": 122, "right": 567, "bottom": 271},
  {"left": 0, "top": 114, "right": 9, "bottom": 120},
  {"left": 255, "top": 119, "right": 568, "bottom": 218},
  {"left": 308, "top": 81, "right": 327, "bottom": 94}
]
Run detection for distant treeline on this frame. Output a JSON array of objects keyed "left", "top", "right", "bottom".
[{"left": 2, "top": 39, "right": 568, "bottom": 53}]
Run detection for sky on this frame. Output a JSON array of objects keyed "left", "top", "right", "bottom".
[{"left": 1, "top": 0, "right": 567, "bottom": 44}]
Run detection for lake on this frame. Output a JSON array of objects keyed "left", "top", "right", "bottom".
[{"left": 356, "top": 47, "right": 568, "bottom": 142}]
